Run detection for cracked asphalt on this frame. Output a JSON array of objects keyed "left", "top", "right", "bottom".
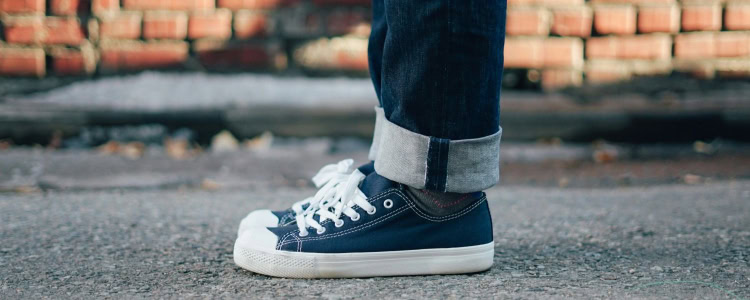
[{"left": 1, "top": 147, "right": 749, "bottom": 299}]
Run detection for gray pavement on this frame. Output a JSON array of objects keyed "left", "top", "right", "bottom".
[
  {"left": 1, "top": 144, "right": 749, "bottom": 299},
  {"left": 1, "top": 181, "right": 749, "bottom": 299}
]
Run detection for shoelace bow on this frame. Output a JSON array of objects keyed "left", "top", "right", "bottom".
[
  {"left": 294, "top": 166, "right": 374, "bottom": 237},
  {"left": 290, "top": 159, "right": 356, "bottom": 215}
]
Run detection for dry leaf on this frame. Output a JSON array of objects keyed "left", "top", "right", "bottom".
[
  {"left": 244, "top": 131, "right": 273, "bottom": 151},
  {"left": 211, "top": 130, "right": 239, "bottom": 153},
  {"left": 165, "top": 137, "right": 191, "bottom": 160},
  {"left": 593, "top": 149, "right": 618, "bottom": 163},
  {"left": 683, "top": 174, "right": 702, "bottom": 185},
  {"left": 201, "top": 178, "right": 221, "bottom": 191},
  {"left": 120, "top": 142, "right": 145, "bottom": 160},
  {"left": 97, "top": 141, "right": 120, "bottom": 155}
]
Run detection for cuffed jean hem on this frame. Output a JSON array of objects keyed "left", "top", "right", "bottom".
[
  {"left": 371, "top": 110, "right": 502, "bottom": 193},
  {"left": 368, "top": 106, "right": 386, "bottom": 161}
]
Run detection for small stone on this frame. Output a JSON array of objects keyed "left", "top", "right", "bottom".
[{"left": 650, "top": 266, "right": 663, "bottom": 272}]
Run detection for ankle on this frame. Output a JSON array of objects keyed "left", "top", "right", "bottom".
[{"left": 404, "top": 186, "right": 482, "bottom": 217}]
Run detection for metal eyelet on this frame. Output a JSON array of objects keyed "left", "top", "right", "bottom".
[
  {"left": 298, "top": 231, "right": 309, "bottom": 237},
  {"left": 367, "top": 207, "right": 377, "bottom": 215},
  {"left": 383, "top": 199, "right": 393, "bottom": 209},
  {"left": 351, "top": 213, "right": 361, "bottom": 221},
  {"left": 316, "top": 227, "right": 326, "bottom": 234},
  {"left": 335, "top": 220, "right": 344, "bottom": 227}
]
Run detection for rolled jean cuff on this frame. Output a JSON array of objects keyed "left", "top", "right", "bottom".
[
  {"left": 368, "top": 106, "right": 386, "bottom": 161},
  {"left": 372, "top": 114, "right": 502, "bottom": 193}
]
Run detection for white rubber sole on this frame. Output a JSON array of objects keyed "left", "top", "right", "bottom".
[{"left": 233, "top": 241, "right": 495, "bottom": 278}]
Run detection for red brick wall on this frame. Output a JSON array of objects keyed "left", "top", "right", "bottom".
[{"left": 0, "top": 0, "right": 748, "bottom": 90}]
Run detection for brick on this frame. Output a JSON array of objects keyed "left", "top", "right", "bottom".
[
  {"left": 593, "top": 4, "right": 636, "bottom": 35},
  {"left": 617, "top": 34, "right": 672, "bottom": 60},
  {"left": 503, "top": 38, "right": 544, "bottom": 68},
  {"left": 631, "top": 59, "right": 672, "bottom": 76},
  {"left": 674, "top": 32, "right": 715, "bottom": 59},
  {"left": 715, "top": 32, "right": 750, "bottom": 58},
  {"left": 292, "top": 36, "right": 367, "bottom": 71},
  {"left": 506, "top": 7, "right": 551, "bottom": 36},
  {"left": 0, "top": 46, "right": 45, "bottom": 77},
  {"left": 143, "top": 11, "right": 188, "bottom": 40},
  {"left": 49, "top": 43, "right": 97, "bottom": 75},
  {"left": 3, "top": 17, "right": 85, "bottom": 45},
  {"left": 325, "top": 9, "right": 370, "bottom": 35},
  {"left": 585, "top": 60, "right": 632, "bottom": 83},
  {"left": 233, "top": 10, "right": 271, "bottom": 39},
  {"left": 543, "top": 37, "right": 583, "bottom": 68},
  {"left": 585, "top": 36, "right": 618, "bottom": 59},
  {"left": 122, "top": 0, "right": 214, "bottom": 11},
  {"left": 725, "top": 2, "right": 750, "bottom": 31},
  {"left": 637, "top": 4, "right": 680, "bottom": 33},
  {"left": 715, "top": 59, "right": 750, "bottom": 78},
  {"left": 0, "top": 0, "right": 44, "bottom": 14},
  {"left": 331, "top": 38, "right": 368, "bottom": 71},
  {"left": 44, "top": 17, "right": 86, "bottom": 45},
  {"left": 541, "top": 69, "right": 583, "bottom": 90},
  {"left": 92, "top": 0, "right": 118, "bottom": 15},
  {"left": 277, "top": 7, "right": 323, "bottom": 37},
  {"left": 188, "top": 9, "right": 232, "bottom": 40},
  {"left": 590, "top": 0, "right": 673, "bottom": 4},
  {"left": 99, "top": 41, "right": 189, "bottom": 71},
  {"left": 673, "top": 60, "right": 715, "bottom": 79},
  {"left": 681, "top": 2, "right": 722, "bottom": 32},
  {"left": 586, "top": 34, "right": 672, "bottom": 60},
  {"left": 550, "top": 6, "right": 592, "bottom": 37},
  {"left": 51, "top": 0, "right": 89, "bottom": 15},
  {"left": 194, "top": 40, "right": 282, "bottom": 70},
  {"left": 1, "top": 17, "right": 43, "bottom": 45},
  {"left": 98, "top": 12, "right": 142, "bottom": 40},
  {"left": 217, "top": 0, "right": 283, "bottom": 10}
]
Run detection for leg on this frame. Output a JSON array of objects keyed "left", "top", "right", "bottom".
[
  {"left": 234, "top": 0, "right": 507, "bottom": 278},
  {"left": 375, "top": 0, "right": 507, "bottom": 192}
]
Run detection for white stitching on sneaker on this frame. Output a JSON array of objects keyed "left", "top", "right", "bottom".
[
  {"left": 277, "top": 190, "right": 488, "bottom": 250},
  {"left": 277, "top": 191, "right": 401, "bottom": 249}
]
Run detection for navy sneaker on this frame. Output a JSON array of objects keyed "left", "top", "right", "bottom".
[
  {"left": 233, "top": 169, "right": 494, "bottom": 278},
  {"left": 237, "top": 160, "right": 375, "bottom": 236}
]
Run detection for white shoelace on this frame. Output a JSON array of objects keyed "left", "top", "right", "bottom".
[
  {"left": 294, "top": 168, "right": 373, "bottom": 237},
  {"left": 290, "top": 159, "right": 359, "bottom": 216}
]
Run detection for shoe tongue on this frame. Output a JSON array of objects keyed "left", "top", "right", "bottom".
[
  {"left": 358, "top": 171, "right": 398, "bottom": 198},
  {"left": 356, "top": 161, "right": 375, "bottom": 175}
]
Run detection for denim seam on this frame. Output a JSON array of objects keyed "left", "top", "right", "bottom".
[
  {"left": 275, "top": 189, "right": 399, "bottom": 250},
  {"left": 375, "top": 115, "right": 501, "bottom": 193}
]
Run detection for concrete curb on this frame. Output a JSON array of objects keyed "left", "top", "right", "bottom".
[{"left": 2, "top": 98, "right": 750, "bottom": 144}]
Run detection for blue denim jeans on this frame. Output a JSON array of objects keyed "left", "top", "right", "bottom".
[{"left": 367, "top": 0, "right": 507, "bottom": 193}]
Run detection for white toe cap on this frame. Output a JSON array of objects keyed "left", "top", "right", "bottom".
[
  {"left": 237, "top": 209, "right": 280, "bottom": 237},
  {"left": 235, "top": 226, "right": 279, "bottom": 252}
]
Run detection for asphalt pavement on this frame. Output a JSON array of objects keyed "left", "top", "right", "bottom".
[{"left": 1, "top": 148, "right": 749, "bottom": 299}]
